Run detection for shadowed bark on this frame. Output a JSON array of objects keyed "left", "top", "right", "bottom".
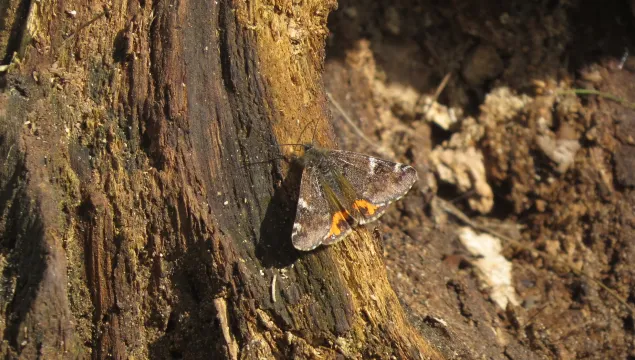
[{"left": 0, "top": 0, "right": 446, "bottom": 358}]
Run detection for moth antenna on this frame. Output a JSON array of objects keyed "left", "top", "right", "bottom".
[
  {"left": 289, "top": 94, "right": 331, "bottom": 147},
  {"left": 310, "top": 112, "right": 321, "bottom": 144},
  {"left": 293, "top": 117, "right": 320, "bottom": 146}
]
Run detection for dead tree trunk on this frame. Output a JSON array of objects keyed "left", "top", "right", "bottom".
[{"left": 0, "top": 0, "right": 446, "bottom": 358}]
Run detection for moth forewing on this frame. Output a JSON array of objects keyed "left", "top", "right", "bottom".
[
  {"left": 319, "top": 180, "right": 354, "bottom": 244},
  {"left": 333, "top": 171, "right": 364, "bottom": 224},
  {"left": 321, "top": 181, "right": 344, "bottom": 214}
]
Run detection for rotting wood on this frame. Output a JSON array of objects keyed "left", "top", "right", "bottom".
[{"left": 0, "top": 0, "right": 447, "bottom": 358}]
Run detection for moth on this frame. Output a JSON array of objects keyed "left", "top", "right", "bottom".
[{"left": 291, "top": 145, "right": 418, "bottom": 251}]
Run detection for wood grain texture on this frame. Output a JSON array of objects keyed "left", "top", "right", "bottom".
[{"left": 0, "top": 0, "right": 445, "bottom": 358}]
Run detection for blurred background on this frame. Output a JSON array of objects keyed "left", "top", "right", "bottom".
[{"left": 323, "top": 1, "right": 635, "bottom": 358}]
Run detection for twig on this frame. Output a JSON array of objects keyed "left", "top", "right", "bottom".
[
  {"left": 325, "top": 92, "right": 391, "bottom": 158},
  {"left": 431, "top": 73, "right": 452, "bottom": 103},
  {"left": 62, "top": 10, "right": 107, "bottom": 44},
  {"left": 271, "top": 274, "right": 277, "bottom": 303},
  {"left": 6, "top": 144, "right": 14, "bottom": 161},
  {"left": 419, "top": 72, "right": 451, "bottom": 116},
  {"left": 0, "top": 52, "right": 17, "bottom": 73},
  {"left": 558, "top": 89, "right": 635, "bottom": 110}
]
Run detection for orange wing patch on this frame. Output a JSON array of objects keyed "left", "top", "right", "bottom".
[
  {"left": 353, "top": 199, "right": 380, "bottom": 216},
  {"left": 328, "top": 210, "right": 351, "bottom": 237}
]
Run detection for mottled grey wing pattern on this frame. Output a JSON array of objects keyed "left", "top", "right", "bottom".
[
  {"left": 291, "top": 165, "right": 332, "bottom": 251},
  {"left": 291, "top": 147, "right": 417, "bottom": 251},
  {"left": 326, "top": 149, "right": 418, "bottom": 207}
]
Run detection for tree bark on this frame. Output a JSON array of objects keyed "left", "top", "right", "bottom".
[{"left": 0, "top": 0, "right": 446, "bottom": 358}]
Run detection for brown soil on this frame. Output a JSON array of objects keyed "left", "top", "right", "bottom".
[{"left": 324, "top": 1, "right": 635, "bottom": 358}]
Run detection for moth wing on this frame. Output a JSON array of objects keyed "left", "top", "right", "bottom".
[
  {"left": 328, "top": 171, "right": 389, "bottom": 225},
  {"left": 291, "top": 166, "right": 332, "bottom": 251},
  {"left": 319, "top": 182, "right": 354, "bottom": 246},
  {"left": 327, "top": 150, "right": 418, "bottom": 224}
]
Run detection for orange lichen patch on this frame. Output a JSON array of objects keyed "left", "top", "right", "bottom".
[
  {"left": 328, "top": 210, "right": 351, "bottom": 237},
  {"left": 353, "top": 199, "right": 379, "bottom": 216}
]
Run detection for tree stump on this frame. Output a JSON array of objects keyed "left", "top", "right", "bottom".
[{"left": 0, "top": 0, "right": 447, "bottom": 358}]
